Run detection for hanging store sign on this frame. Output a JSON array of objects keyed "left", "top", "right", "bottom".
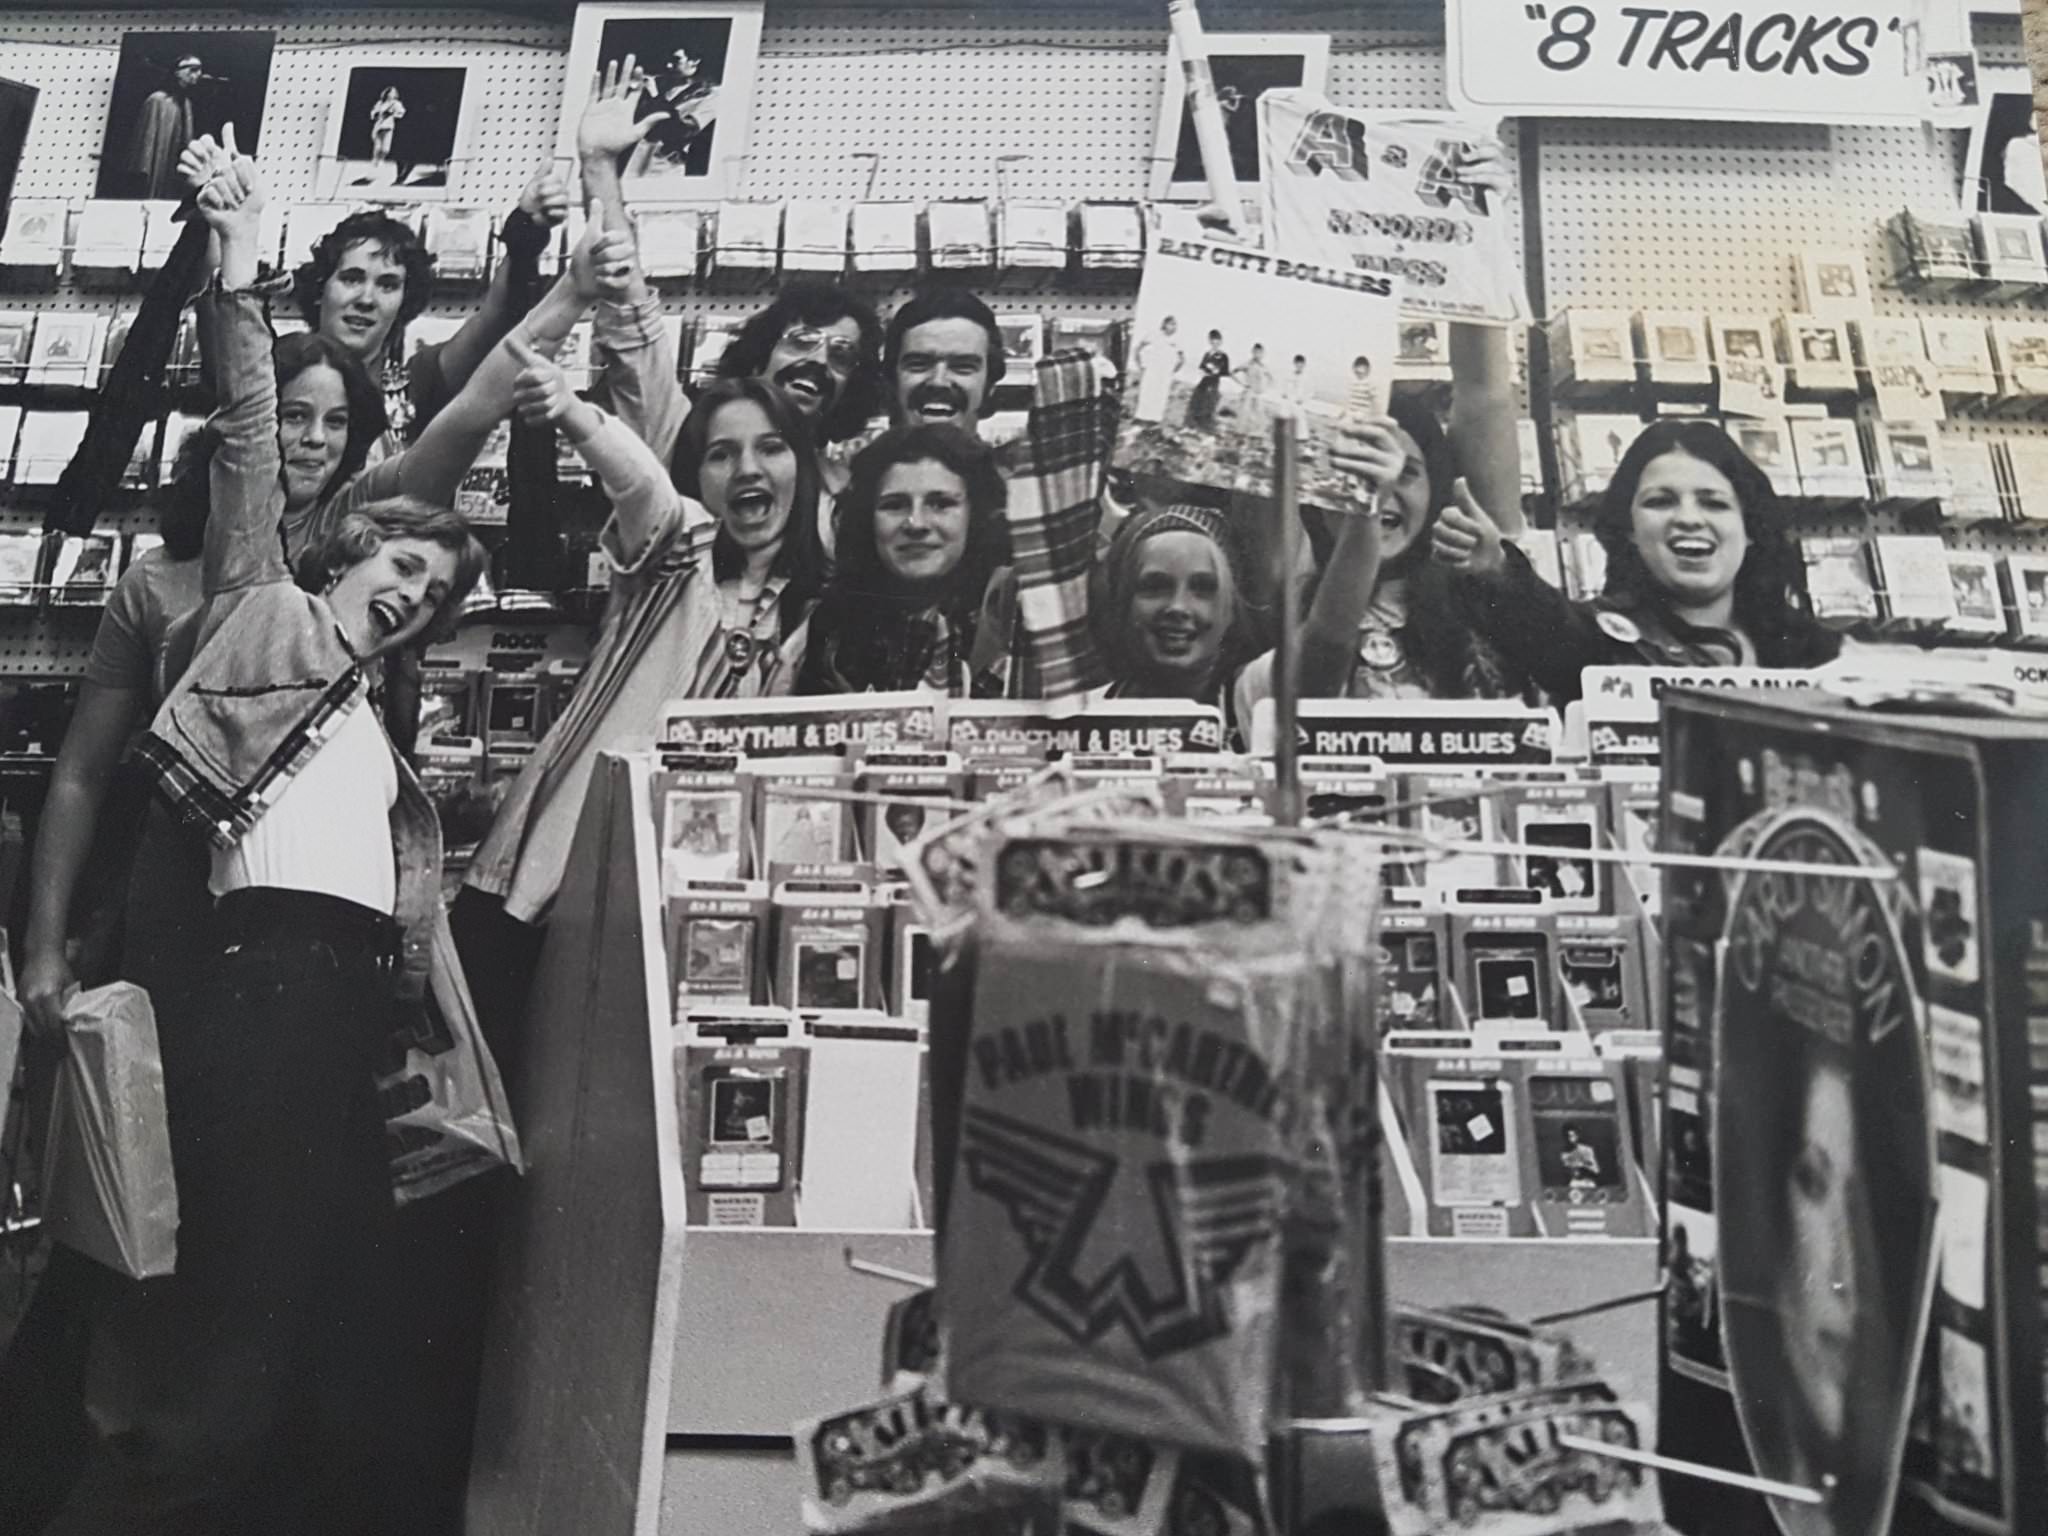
[{"left": 1445, "top": 0, "right": 1922, "bottom": 125}]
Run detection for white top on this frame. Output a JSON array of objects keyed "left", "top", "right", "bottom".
[{"left": 211, "top": 694, "right": 399, "bottom": 914}]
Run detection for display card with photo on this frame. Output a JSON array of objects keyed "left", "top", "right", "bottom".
[
  {"left": 1527, "top": 1073, "right": 1627, "bottom": 1205},
  {"left": 1115, "top": 223, "right": 1400, "bottom": 507},
  {"left": 1427, "top": 1079, "right": 1520, "bottom": 1207},
  {"left": 661, "top": 786, "right": 745, "bottom": 893}
]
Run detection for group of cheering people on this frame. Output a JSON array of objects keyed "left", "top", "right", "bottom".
[{"left": 0, "top": 72, "right": 1842, "bottom": 1536}]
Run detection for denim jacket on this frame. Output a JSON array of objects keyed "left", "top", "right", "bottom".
[{"left": 134, "top": 283, "right": 466, "bottom": 1027}]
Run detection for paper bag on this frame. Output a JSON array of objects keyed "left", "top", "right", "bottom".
[{"left": 42, "top": 981, "right": 178, "bottom": 1278}]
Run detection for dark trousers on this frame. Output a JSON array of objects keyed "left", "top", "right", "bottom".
[
  {"left": 24, "top": 888, "right": 404, "bottom": 1536},
  {"left": 380, "top": 885, "right": 545, "bottom": 1535}
]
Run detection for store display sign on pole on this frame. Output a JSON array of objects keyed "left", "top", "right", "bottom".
[
  {"left": 1444, "top": 0, "right": 1922, "bottom": 124},
  {"left": 1257, "top": 91, "right": 1530, "bottom": 324}
]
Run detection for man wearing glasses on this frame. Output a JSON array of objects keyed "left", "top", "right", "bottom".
[{"left": 709, "top": 279, "right": 887, "bottom": 479}]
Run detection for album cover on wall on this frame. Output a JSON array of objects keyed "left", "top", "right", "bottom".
[
  {"left": 1149, "top": 31, "right": 1330, "bottom": 203},
  {"left": 319, "top": 57, "right": 475, "bottom": 202},
  {"left": 0, "top": 77, "right": 36, "bottom": 220},
  {"left": 96, "top": 31, "right": 274, "bottom": 200},
  {"left": 1964, "top": 69, "right": 2047, "bottom": 218},
  {"left": 559, "top": 2, "right": 766, "bottom": 204}
]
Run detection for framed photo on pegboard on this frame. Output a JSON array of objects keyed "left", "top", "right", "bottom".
[
  {"left": 558, "top": 1, "right": 766, "bottom": 203},
  {"left": 96, "top": 30, "right": 276, "bottom": 201},
  {"left": 1148, "top": 31, "right": 1329, "bottom": 203},
  {"left": 1964, "top": 67, "right": 2046, "bottom": 218},
  {"left": 318, "top": 56, "right": 479, "bottom": 203}
]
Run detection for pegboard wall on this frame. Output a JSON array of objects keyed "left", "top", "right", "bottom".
[
  {"left": 1537, "top": 12, "right": 2048, "bottom": 558},
  {"left": 0, "top": 1, "right": 2035, "bottom": 673}
]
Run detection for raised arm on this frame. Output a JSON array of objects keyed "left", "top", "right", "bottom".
[
  {"left": 394, "top": 217, "right": 635, "bottom": 507},
  {"left": 1296, "top": 423, "right": 1399, "bottom": 696},
  {"left": 186, "top": 131, "right": 291, "bottom": 598},
  {"left": 429, "top": 164, "right": 570, "bottom": 396},
  {"left": 579, "top": 58, "right": 688, "bottom": 461},
  {"left": 1434, "top": 481, "right": 1595, "bottom": 701},
  {"left": 1444, "top": 136, "right": 1525, "bottom": 538},
  {"left": 508, "top": 331, "right": 684, "bottom": 567}
]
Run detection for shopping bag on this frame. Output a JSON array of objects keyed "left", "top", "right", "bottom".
[
  {"left": 381, "top": 904, "right": 524, "bottom": 1206},
  {"left": 41, "top": 981, "right": 178, "bottom": 1278}
]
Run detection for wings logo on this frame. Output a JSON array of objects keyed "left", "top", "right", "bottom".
[{"left": 958, "top": 1105, "right": 1290, "bottom": 1360}]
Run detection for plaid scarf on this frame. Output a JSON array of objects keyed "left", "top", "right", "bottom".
[{"left": 1000, "top": 350, "right": 1119, "bottom": 697}]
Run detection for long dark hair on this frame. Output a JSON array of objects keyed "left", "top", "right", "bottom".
[
  {"left": 157, "top": 334, "right": 388, "bottom": 561},
  {"left": 832, "top": 423, "right": 1009, "bottom": 619},
  {"left": 670, "top": 378, "right": 826, "bottom": 640},
  {"left": 1592, "top": 419, "right": 1839, "bottom": 666},
  {"left": 797, "top": 424, "right": 1011, "bottom": 696},
  {"left": 1300, "top": 397, "right": 1505, "bottom": 698}
]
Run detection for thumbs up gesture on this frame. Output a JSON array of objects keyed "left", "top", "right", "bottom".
[
  {"left": 1431, "top": 477, "right": 1507, "bottom": 578},
  {"left": 507, "top": 332, "right": 575, "bottom": 428}
]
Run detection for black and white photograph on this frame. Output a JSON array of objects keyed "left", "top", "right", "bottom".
[
  {"left": 319, "top": 57, "right": 475, "bottom": 201},
  {"left": 95, "top": 30, "right": 275, "bottom": 200},
  {"left": 1967, "top": 69, "right": 2046, "bottom": 216},
  {"left": 559, "top": 2, "right": 766, "bottom": 202},
  {"left": 1149, "top": 31, "right": 1330, "bottom": 201},
  {"left": 0, "top": 76, "right": 36, "bottom": 218},
  {"left": 1114, "top": 226, "right": 1397, "bottom": 506}
]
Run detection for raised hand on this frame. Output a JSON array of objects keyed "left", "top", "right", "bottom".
[
  {"left": 507, "top": 332, "right": 580, "bottom": 428},
  {"left": 577, "top": 56, "right": 656, "bottom": 162},
  {"left": 519, "top": 162, "right": 572, "bottom": 228},
  {"left": 567, "top": 217, "right": 636, "bottom": 304},
  {"left": 1455, "top": 136, "right": 1513, "bottom": 201},
  {"left": 192, "top": 126, "right": 264, "bottom": 235},
  {"left": 1431, "top": 477, "right": 1507, "bottom": 577},
  {"left": 1329, "top": 419, "right": 1409, "bottom": 512},
  {"left": 178, "top": 133, "right": 228, "bottom": 195}
]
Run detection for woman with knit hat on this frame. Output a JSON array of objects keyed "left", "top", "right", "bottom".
[{"left": 1089, "top": 504, "right": 1250, "bottom": 727}]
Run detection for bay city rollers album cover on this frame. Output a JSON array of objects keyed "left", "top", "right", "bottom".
[{"left": 1660, "top": 687, "right": 2048, "bottom": 1536}]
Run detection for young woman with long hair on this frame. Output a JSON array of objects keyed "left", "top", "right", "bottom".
[
  {"left": 797, "top": 423, "right": 1027, "bottom": 697},
  {"left": 34, "top": 140, "right": 488, "bottom": 1533},
  {"left": 1436, "top": 418, "right": 1841, "bottom": 703}
]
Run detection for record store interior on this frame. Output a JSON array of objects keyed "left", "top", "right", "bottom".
[{"left": 0, "top": 3, "right": 2045, "bottom": 1535}]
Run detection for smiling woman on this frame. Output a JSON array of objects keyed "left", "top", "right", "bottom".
[
  {"left": 49, "top": 138, "right": 493, "bottom": 1528},
  {"left": 1444, "top": 419, "right": 1842, "bottom": 704},
  {"left": 798, "top": 423, "right": 1028, "bottom": 697}
]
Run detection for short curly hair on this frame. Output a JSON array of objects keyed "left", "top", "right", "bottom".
[
  {"left": 296, "top": 495, "right": 488, "bottom": 646},
  {"left": 292, "top": 211, "right": 436, "bottom": 337}
]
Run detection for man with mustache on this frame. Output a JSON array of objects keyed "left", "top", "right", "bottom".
[{"left": 885, "top": 287, "right": 1007, "bottom": 430}]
